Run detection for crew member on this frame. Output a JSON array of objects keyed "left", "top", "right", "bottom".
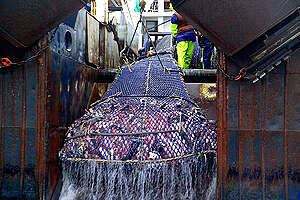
[
  {"left": 170, "top": 5, "right": 196, "bottom": 69},
  {"left": 198, "top": 33, "right": 213, "bottom": 69}
]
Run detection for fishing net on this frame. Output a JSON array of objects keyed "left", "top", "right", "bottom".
[
  {"left": 59, "top": 36, "right": 217, "bottom": 200},
  {"left": 59, "top": 37, "right": 216, "bottom": 163}
]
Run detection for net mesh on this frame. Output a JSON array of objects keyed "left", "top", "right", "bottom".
[{"left": 59, "top": 37, "right": 217, "bottom": 163}]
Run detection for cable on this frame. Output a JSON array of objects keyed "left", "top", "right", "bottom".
[
  {"left": 126, "top": 13, "right": 143, "bottom": 56},
  {"left": 122, "top": 9, "right": 168, "bottom": 72},
  {"left": 147, "top": 19, "right": 171, "bottom": 32},
  {"left": 9, "top": 45, "right": 50, "bottom": 66},
  {"left": 7, "top": 26, "right": 59, "bottom": 66}
]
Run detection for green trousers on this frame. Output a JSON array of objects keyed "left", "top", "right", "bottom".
[{"left": 177, "top": 41, "right": 195, "bottom": 69}]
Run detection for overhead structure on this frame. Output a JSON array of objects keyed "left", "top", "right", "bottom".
[
  {"left": 0, "top": 0, "right": 88, "bottom": 47},
  {"left": 171, "top": 0, "right": 299, "bottom": 55},
  {"left": 171, "top": 0, "right": 300, "bottom": 82}
]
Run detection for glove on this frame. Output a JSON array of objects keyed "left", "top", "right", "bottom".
[{"left": 172, "top": 37, "right": 177, "bottom": 46}]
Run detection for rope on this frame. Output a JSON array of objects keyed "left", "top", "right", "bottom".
[
  {"left": 65, "top": 129, "right": 179, "bottom": 142},
  {"left": 141, "top": 61, "right": 152, "bottom": 131},
  {"left": 61, "top": 150, "right": 217, "bottom": 164}
]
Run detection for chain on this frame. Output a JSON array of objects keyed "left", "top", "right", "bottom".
[
  {"left": 214, "top": 52, "right": 246, "bottom": 81},
  {"left": 5, "top": 26, "right": 59, "bottom": 66},
  {"left": 8, "top": 46, "right": 50, "bottom": 66}
]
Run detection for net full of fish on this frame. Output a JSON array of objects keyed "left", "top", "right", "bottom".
[{"left": 59, "top": 38, "right": 217, "bottom": 200}]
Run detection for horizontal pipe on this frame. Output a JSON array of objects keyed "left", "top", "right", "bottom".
[
  {"left": 108, "top": 7, "right": 123, "bottom": 11},
  {"left": 149, "top": 32, "right": 172, "bottom": 36},
  {"left": 183, "top": 69, "right": 217, "bottom": 83},
  {"left": 95, "top": 69, "right": 217, "bottom": 83}
]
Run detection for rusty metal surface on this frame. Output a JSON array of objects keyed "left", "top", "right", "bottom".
[
  {"left": 87, "top": 14, "right": 100, "bottom": 66},
  {"left": 99, "top": 23, "right": 107, "bottom": 69},
  {"left": 217, "top": 47, "right": 300, "bottom": 199},
  {"left": 171, "top": 1, "right": 300, "bottom": 197},
  {"left": 0, "top": 9, "right": 99, "bottom": 199},
  {"left": 105, "top": 27, "right": 121, "bottom": 69},
  {"left": 46, "top": 11, "right": 98, "bottom": 200},
  {"left": 170, "top": 0, "right": 299, "bottom": 56},
  {"left": 0, "top": 39, "right": 49, "bottom": 199},
  {"left": 0, "top": 0, "right": 88, "bottom": 48},
  {"left": 45, "top": 52, "right": 97, "bottom": 200}
]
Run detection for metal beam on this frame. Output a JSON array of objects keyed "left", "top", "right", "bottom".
[{"left": 95, "top": 69, "right": 217, "bottom": 83}]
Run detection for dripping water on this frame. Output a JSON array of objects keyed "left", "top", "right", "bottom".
[{"left": 59, "top": 154, "right": 216, "bottom": 200}]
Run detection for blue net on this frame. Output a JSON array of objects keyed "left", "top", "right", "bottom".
[{"left": 59, "top": 37, "right": 217, "bottom": 163}]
